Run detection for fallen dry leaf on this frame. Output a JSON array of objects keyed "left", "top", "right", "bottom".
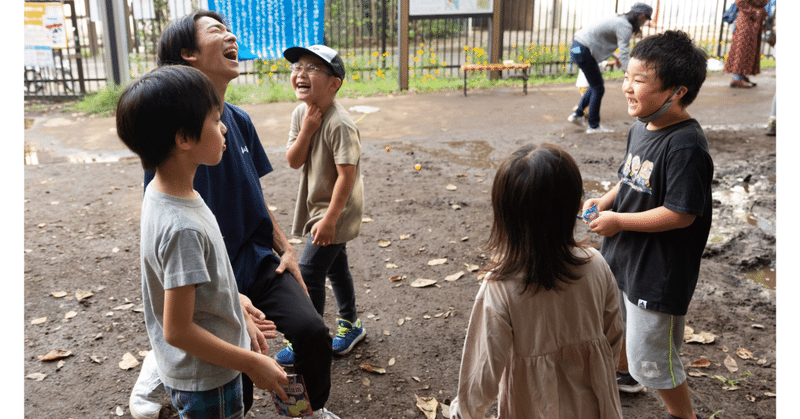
[
  {"left": 415, "top": 395, "right": 438, "bottom": 419},
  {"left": 688, "top": 371, "right": 708, "bottom": 377},
  {"left": 75, "top": 290, "right": 93, "bottom": 301},
  {"left": 64, "top": 311, "right": 77, "bottom": 320},
  {"left": 683, "top": 325, "right": 694, "bottom": 341},
  {"left": 684, "top": 330, "right": 716, "bottom": 344},
  {"left": 752, "top": 324, "right": 765, "bottom": 329},
  {"left": 383, "top": 330, "right": 391, "bottom": 336},
  {"left": 464, "top": 263, "right": 479, "bottom": 272},
  {"left": 445, "top": 271, "right": 465, "bottom": 282},
  {"left": 724, "top": 354, "right": 738, "bottom": 373},
  {"left": 735, "top": 347, "right": 753, "bottom": 360},
  {"left": 410, "top": 278, "right": 437, "bottom": 288},
  {"left": 113, "top": 303, "right": 135, "bottom": 311},
  {"left": 446, "top": 184, "right": 457, "bottom": 191},
  {"left": 116, "top": 406, "right": 124, "bottom": 416},
  {"left": 412, "top": 376, "right": 421, "bottom": 382},
  {"left": 378, "top": 239, "right": 392, "bottom": 248},
  {"left": 40, "top": 349, "right": 72, "bottom": 362},
  {"left": 288, "top": 238, "right": 303, "bottom": 244},
  {"left": 90, "top": 355, "right": 103, "bottom": 364},
  {"left": 388, "top": 358, "right": 396, "bottom": 366},
  {"left": 722, "top": 385, "right": 739, "bottom": 391},
  {"left": 51, "top": 291, "right": 68, "bottom": 298},
  {"left": 397, "top": 318, "right": 404, "bottom": 326},
  {"left": 385, "top": 263, "right": 399, "bottom": 269},
  {"left": 746, "top": 394, "right": 756, "bottom": 402},
  {"left": 361, "top": 376, "right": 370, "bottom": 386},
  {"left": 26, "top": 373, "right": 47, "bottom": 381},
  {"left": 764, "top": 392, "right": 776, "bottom": 397},
  {"left": 31, "top": 317, "right": 47, "bottom": 325},
  {"left": 399, "top": 234, "right": 411, "bottom": 240},
  {"left": 359, "top": 363, "right": 386, "bottom": 374},
  {"left": 119, "top": 352, "right": 140, "bottom": 370},
  {"left": 362, "top": 217, "right": 373, "bottom": 223},
  {"left": 690, "top": 357, "right": 711, "bottom": 368},
  {"left": 389, "top": 275, "right": 406, "bottom": 282},
  {"left": 427, "top": 258, "right": 447, "bottom": 266}
]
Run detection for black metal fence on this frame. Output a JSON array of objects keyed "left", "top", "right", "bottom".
[{"left": 24, "top": 0, "right": 774, "bottom": 101}]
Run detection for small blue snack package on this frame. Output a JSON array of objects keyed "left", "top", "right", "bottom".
[
  {"left": 579, "top": 204, "right": 599, "bottom": 222},
  {"left": 272, "top": 374, "right": 313, "bottom": 417}
]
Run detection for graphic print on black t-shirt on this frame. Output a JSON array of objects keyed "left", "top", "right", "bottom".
[{"left": 620, "top": 153, "right": 654, "bottom": 194}]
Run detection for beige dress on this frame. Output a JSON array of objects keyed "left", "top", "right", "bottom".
[{"left": 450, "top": 247, "right": 624, "bottom": 419}]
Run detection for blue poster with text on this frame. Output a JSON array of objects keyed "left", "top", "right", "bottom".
[{"left": 208, "top": 0, "right": 325, "bottom": 60}]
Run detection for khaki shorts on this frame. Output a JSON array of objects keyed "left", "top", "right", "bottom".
[{"left": 620, "top": 291, "right": 687, "bottom": 390}]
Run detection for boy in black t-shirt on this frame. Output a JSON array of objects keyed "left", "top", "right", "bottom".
[{"left": 582, "top": 30, "right": 713, "bottom": 419}]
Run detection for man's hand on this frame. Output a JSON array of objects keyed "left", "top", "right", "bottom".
[{"left": 275, "top": 246, "right": 309, "bottom": 296}]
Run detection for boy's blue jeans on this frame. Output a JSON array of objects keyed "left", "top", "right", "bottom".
[
  {"left": 571, "top": 40, "right": 605, "bottom": 129},
  {"left": 300, "top": 236, "right": 358, "bottom": 323}
]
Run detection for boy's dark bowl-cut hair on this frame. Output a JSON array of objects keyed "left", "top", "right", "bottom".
[
  {"left": 486, "top": 143, "right": 589, "bottom": 294},
  {"left": 631, "top": 30, "right": 708, "bottom": 107},
  {"left": 116, "top": 65, "right": 221, "bottom": 171},
  {"left": 157, "top": 9, "right": 227, "bottom": 67}
]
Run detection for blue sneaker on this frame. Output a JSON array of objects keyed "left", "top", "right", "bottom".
[
  {"left": 275, "top": 342, "right": 295, "bottom": 367},
  {"left": 332, "top": 318, "right": 365, "bottom": 355}
]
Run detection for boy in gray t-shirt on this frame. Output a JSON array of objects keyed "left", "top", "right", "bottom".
[{"left": 116, "top": 65, "right": 288, "bottom": 417}]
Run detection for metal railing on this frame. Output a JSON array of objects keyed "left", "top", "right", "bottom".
[{"left": 24, "top": 0, "right": 774, "bottom": 100}]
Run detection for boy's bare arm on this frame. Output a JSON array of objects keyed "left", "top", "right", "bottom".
[
  {"left": 589, "top": 205, "right": 696, "bottom": 237},
  {"left": 311, "top": 163, "right": 356, "bottom": 246},
  {"left": 163, "top": 284, "right": 290, "bottom": 399},
  {"left": 286, "top": 104, "right": 323, "bottom": 169}
]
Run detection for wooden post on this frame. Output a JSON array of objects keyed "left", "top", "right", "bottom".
[
  {"left": 398, "top": 0, "right": 409, "bottom": 90},
  {"left": 489, "top": 0, "right": 502, "bottom": 80}
]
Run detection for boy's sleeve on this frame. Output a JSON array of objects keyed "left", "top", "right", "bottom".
[
  {"left": 663, "top": 145, "right": 713, "bottom": 216},
  {"left": 287, "top": 104, "right": 304, "bottom": 149},
  {"left": 161, "top": 229, "right": 212, "bottom": 290},
  {"left": 328, "top": 117, "right": 361, "bottom": 166}
]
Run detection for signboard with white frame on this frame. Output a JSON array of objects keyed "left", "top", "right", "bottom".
[{"left": 410, "top": 0, "right": 493, "bottom": 17}]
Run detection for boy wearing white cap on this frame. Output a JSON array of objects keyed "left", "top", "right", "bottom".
[{"left": 278, "top": 45, "right": 366, "bottom": 366}]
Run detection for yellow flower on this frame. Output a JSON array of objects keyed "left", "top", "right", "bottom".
[
  {"left": 419, "top": 42, "right": 424, "bottom": 47},
  {"left": 430, "top": 58, "right": 436, "bottom": 64},
  {"left": 376, "top": 69, "right": 385, "bottom": 78},
  {"left": 435, "top": 69, "right": 440, "bottom": 75},
  {"left": 431, "top": 53, "right": 436, "bottom": 58},
  {"left": 464, "top": 45, "right": 469, "bottom": 52},
  {"left": 353, "top": 74, "right": 360, "bottom": 80},
  {"left": 513, "top": 43, "right": 517, "bottom": 47},
  {"left": 466, "top": 56, "right": 472, "bottom": 61},
  {"left": 372, "top": 51, "right": 380, "bottom": 56},
  {"left": 383, "top": 51, "right": 389, "bottom": 56},
  {"left": 414, "top": 56, "right": 419, "bottom": 62},
  {"left": 417, "top": 49, "right": 424, "bottom": 55},
  {"left": 441, "top": 61, "right": 446, "bottom": 66},
  {"left": 268, "top": 72, "right": 274, "bottom": 77}
]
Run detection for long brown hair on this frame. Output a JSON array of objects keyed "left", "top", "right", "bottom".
[{"left": 485, "top": 143, "right": 589, "bottom": 294}]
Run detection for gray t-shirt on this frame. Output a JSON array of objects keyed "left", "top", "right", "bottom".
[
  {"left": 140, "top": 187, "right": 250, "bottom": 391},
  {"left": 574, "top": 14, "right": 634, "bottom": 72}
]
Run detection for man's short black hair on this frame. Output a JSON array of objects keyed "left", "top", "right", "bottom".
[
  {"left": 630, "top": 30, "right": 708, "bottom": 107},
  {"left": 116, "top": 65, "right": 220, "bottom": 171},
  {"left": 157, "top": 10, "right": 227, "bottom": 67}
]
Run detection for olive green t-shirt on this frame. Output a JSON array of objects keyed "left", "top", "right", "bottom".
[{"left": 287, "top": 101, "right": 363, "bottom": 243}]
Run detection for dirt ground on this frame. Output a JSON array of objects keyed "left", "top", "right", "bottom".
[{"left": 23, "top": 68, "right": 777, "bottom": 419}]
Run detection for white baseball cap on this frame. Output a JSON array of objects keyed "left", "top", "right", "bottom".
[{"left": 283, "top": 45, "right": 346, "bottom": 79}]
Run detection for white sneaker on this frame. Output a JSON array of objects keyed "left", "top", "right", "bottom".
[
  {"left": 313, "top": 407, "right": 342, "bottom": 418},
  {"left": 585, "top": 125, "right": 613, "bottom": 134},
  {"left": 567, "top": 112, "right": 587, "bottom": 126},
  {"left": 130, "top": 351, "right": 166, "bottom": 419}
]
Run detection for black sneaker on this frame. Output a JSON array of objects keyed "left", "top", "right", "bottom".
[{"left": 616, "top": 371, "right": 645, "bottom": 393}]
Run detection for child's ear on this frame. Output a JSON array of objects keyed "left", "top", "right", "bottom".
[
  {"left": 331, "top": 77, "right": 343, "bottom": 92},
  {"left": 175, "top": 131, "right": 193, "bottom": 151}
]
